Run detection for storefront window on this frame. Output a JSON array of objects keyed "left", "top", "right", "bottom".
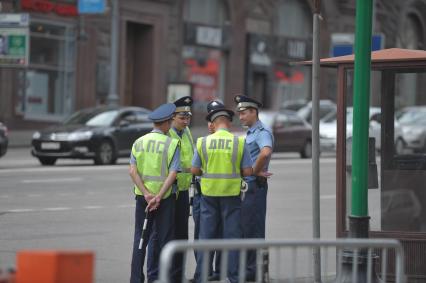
[
  {"left": 17, "top": 19, "right": 76, "bottom": 121},
  {"left": 273, "top": 0, "right": 312, "bottom": 108},
  {"left": 183, "top": 0, "right": 228, "bottom": 115}
]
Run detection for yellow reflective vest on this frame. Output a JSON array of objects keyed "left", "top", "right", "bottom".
[
  {"left": 169, "top": 127, "right": 194, "bottom": 191},
  {"left": 196, "top": 129, "right": 245, "bottom": 197},
  {"left": 132, "top": 132, "right": 179, "bottom": 199}
]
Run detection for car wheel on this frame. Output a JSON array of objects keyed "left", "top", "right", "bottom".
[
  {"left": 94, "top": 140, "right": 116, "bottom": 165},
  {"left": 38, "top": 157, "right": 57, "bottom": 166},
  {"left": 395, "top": 138, "right": 405, "bottom": 155},
  {"left": 300, "top": 140, "right": 312, "bottom": 159}
]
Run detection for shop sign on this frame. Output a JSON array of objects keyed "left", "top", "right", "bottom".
[
  {"left": 331, "top": 33, "right": 385, "bottom": 57},
  {"left": 21, "top": 0, "right": 78, "bottom": 17},
  {"left": 287, "top": 39, "right": 306, "bottom": 59},
  {"left": 78, "top": 0, "right": 105, "bottom": 14},
  {"left": 0, "top": 14, "right": 29, "bottom": 67},
  {"left": 248, "top": 33, "right": 273, "bottom": 67},
  {"left": 184, "top": 22, "right": 230, "bottom": 50}
]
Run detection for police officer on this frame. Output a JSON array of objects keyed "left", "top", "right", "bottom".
[
  {"left": 234, "top": 95, "right": 273, "bottom": 281},
  {"left": 129, "top": 103, "right": 181, "bottom": 283},
  {"left": 192, "top": 104, "right": 221, "bottom": 282},
  {"left": 191, "top": 101, "right": 253, "bottom": 283},
  {"left": 147, "top": 97, "right": 194, "bottom": 282}
]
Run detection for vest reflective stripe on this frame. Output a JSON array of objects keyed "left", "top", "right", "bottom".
[
  {"left": 202, "top": 173, "right": 241, "bottom": 179},
  {"left": 180, "top": 168, "right": 192, "bottom": 173},
  {"left": 197, "top": 130, "right": 244, "bottom": 197},
  {"left": 169, "top": 127, "right": 194, "bottom": 191},
  {"left": 132, "top": 132, "right": 178, "bottom": 199}
]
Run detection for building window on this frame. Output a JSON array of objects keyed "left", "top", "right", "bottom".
[
  {"left": 184, "top": 0, "right": 228, "bottom": 25},
  {"left": 17, "top": 19, "right": 76, "bottom": 121},
  {"left": 183, "top": 0, "right": 229, "bottom": 112},
  {"left": 275, "top": 0, "right": 312, "bottom": 37},
  {"left": 273, "top": 0, "right": 312, "bottom": 107}
]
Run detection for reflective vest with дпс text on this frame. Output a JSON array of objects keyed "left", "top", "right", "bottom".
[
  {"left": 169, "top": 127, "right": 194, "bottom": 191},
  {"left": 196, "top": 129, "right": 245, "bottom": 197},
  {"left": 132, "top": 132, "right": 179, "bottom": 199}
]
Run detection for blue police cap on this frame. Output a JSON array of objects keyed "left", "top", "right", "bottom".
[
  {"left": 174, "top": 96, "right": 193, "bottom": 115},
  {"left": 206, "top": 100, "right": 234, "bottom": 122},
  {"left": 148, "top": 103, "right": 176, "bottom": 122},
  {"left": 234, "top": 94, "right": 262, "bottom": 112}
]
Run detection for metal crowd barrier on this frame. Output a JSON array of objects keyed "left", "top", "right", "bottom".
[{"left": 158, "top": 238, "right": 406, "bottom": 283}]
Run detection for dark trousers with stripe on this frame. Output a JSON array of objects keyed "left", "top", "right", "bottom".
[
  {"left": 241, "top": 181, "right": 268, "bottom": 278},
  {"left": 130, "top": 195, "right": 174, "bottom": 283},
  {"left": 195, "top": 195, "right": 242, "bottom": 283},
  {"left": 193, "top": 193, "right": 221, "bottom": 278},
  {"left": 147, "top": 190, "right": 189, "bottom": 282}
]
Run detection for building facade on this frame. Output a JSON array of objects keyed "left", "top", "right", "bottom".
[{"left": 0, "top": 0, "right": 425, "bottom": 128}]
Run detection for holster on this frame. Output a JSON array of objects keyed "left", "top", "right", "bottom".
[{"left": 255, "top": 176, "right": 267, "bottom": 187}]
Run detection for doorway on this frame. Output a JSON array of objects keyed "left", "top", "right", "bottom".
[
  {"left": 252, "top": 72, "right": 268, "bottom": 107},
  {"left": 125, "top": 22, "right": 154, "bottom": 108}
]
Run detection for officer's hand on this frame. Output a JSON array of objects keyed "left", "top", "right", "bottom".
[
  {"left": 257, "top": 171, "right": 273, "bottom": 178},
  {"left": 144, "top": 193, "right": 155, "bottom": 203},
  {"left": 147, "top": 196, "right": 161, "bottom": 211}
]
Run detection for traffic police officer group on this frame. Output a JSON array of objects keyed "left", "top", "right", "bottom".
[{"left": 129, "top": 95, "right": 273, "bottom": 283}]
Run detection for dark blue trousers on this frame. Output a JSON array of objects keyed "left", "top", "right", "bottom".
[
  {"left": 130, "top": 195, "right": 174, "bottom": 283},
  {"left": 193, "top": 193, "right": 221, "bottom": 277},
  {"left": 241, "top": 181, "right": 268, "bottom": 278},
  {"left": 195, "top": 195, "right": 241, "bottom": 283},
  {"left": 148, "top": 190, "right": 189, "bottom": 282}
]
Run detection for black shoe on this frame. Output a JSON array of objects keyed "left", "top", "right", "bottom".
[
  {"left": 208, "top": 273, "right": 220, "bottom": 281},
  {"left": 245, "top": 274, "right": 256, "bottom": 282}
]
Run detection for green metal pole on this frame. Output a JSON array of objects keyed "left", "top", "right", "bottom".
[{"left": 351, "top": 0, "right": 373, "bottom": 217}]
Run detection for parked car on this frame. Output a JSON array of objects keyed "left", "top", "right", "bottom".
[
  {"left": 0, "top": 122, "right": 8, "bottom": 158},
  {"left": 32, "top": 106, "right": 152, "bottom": 165},
  {"left": 318, "top": 107, "right": 402, "bottom": 153},
  {"left": 259, "top": 110, "right": 312, "bottom": 158},
  {"left": 368, "top": 111, "right": 403, "bottom": 152},
  {"left": 280, "top": 99, "right": 308, "bottom": 112},
  {"left": 395, "top": 106, "right": 426, "bottom": 154},
  {"left": 297, "top": 99, "right": 337, "bottom": 124}
]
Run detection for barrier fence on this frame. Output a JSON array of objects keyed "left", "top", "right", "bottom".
[{"left": 158, "top": 238, "right": 405, "bottom": 283}]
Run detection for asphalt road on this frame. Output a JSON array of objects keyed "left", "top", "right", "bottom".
[{"left": 0, "top": 148, "right": 337, "bottom": 282}]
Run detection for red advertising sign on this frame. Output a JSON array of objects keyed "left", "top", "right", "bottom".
[
  {"left": 185, "top": 58, "right": 219, "bottom": 103},
  {"left": 21, "top": 0, "right": 78, "bottom": 17}
]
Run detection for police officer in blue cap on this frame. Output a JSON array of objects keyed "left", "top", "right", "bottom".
[
  {"left": 192, "top": 100, "right": 253, "bottom": 283},
  {"left": 147, "top": 96, "right": 195, "bottom": 282},
  {"left": 234, "top": 94, "right": 273, "bottom": 281},
  {"left": 129, "top": 103, "right": 181, "bottom": 283}
]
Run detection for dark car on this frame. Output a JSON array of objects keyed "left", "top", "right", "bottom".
[
  {"left": 259, "top": 110, "right": 312, "bottom": 158},
  {"left": 0, "top": 122, "right": 8, "bottom": 158},
  {"left": 31, "top": 106, "right": 152, "bottom": 165}
]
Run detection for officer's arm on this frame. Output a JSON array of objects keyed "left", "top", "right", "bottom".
[
  {"left": 253, "top": 146, "right": 273, "bottom": 176},
  {"left": 129, "top": 164, "right": 150, "bottom": 195},
  {"left": 241, "top": 167, "right": 253, "bottom": 177},
  {"left": 191, "top": 167, "right": 202, "bottom": 176},
  {"left": 157, "top": 170, "right": 178, "bottom": 199},
  {"left": 191, "top": 147, "right": 203, "bottom": 176}
]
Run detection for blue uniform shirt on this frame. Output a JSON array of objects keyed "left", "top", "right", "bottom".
[
  {"left": 192, "top": 129, "right": 253, "bottom": 169},
  {"left": 244, "top": 120, "right": 274, "bottom": 182},
  {"left": 130, "top": 129, "right": 181, "bottom": 172}
]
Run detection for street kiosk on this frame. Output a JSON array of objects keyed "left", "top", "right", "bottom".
[{"left": 303, "top": 48, "right": 426, "bottom": 281}]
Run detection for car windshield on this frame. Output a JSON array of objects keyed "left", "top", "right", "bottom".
[
  {"left": 64, "top": 109, "right": 119, "bottom": 126},
  {"left": 398, "top": 109, "right": 426, "bottom": 124},
  {"left": 259, "top": 112, "right": 276, "bottom": 128}
]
